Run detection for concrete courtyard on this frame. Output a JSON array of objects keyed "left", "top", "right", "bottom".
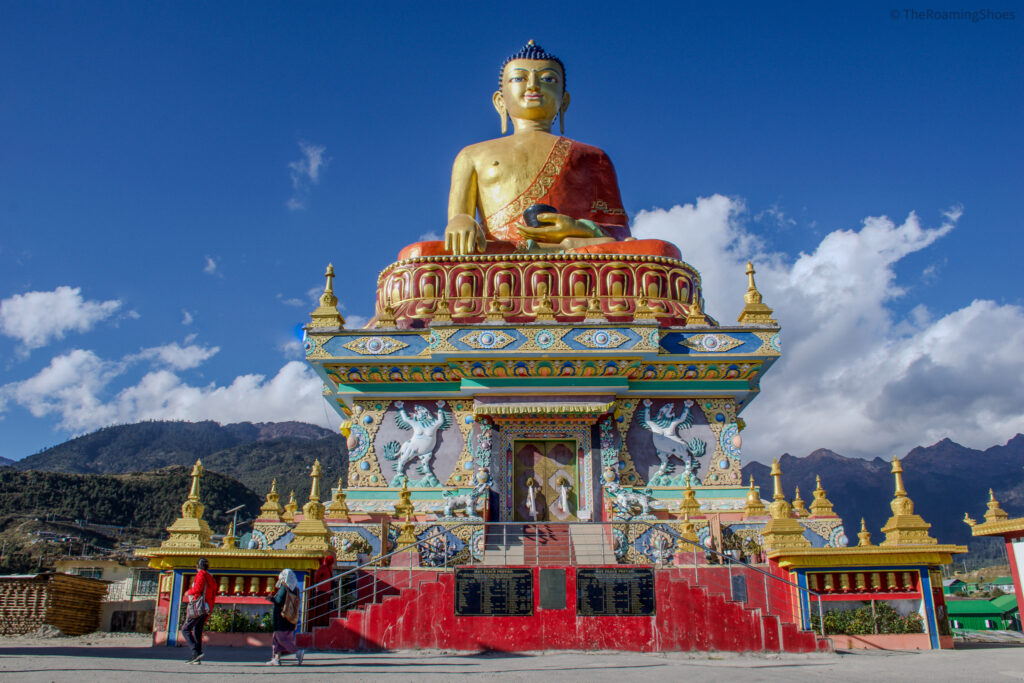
[{"left": 1, "top": 635, "right": 1023, "bottom": 682}]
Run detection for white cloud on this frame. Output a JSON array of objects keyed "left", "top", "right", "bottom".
[
  {"left": 181, "top": 309, "right": 194, "bottom": 326},
  {"left": 0, "top": 286, "right": 122, "bottom": 351},
  {"left": 418, "top": 231, "right": 442, "bottom": 241},
  {"left": 1, "top": 349, "right": 331, "bottom": 432},
  {"left": 287, "top": 141, "right": 329, "bottom": 211},
  {"left": 276, "top": 293, "right": 307, "bottom": 308},
  {"left": 203, "top": 255, "right": 221, "bottom": 277},
  {"left": 345, "top": 314, "right": 370, "bottom": 330},
  {"left": 126, "top": 342, "right": 220, "bottom": 371},
  {"left": 2, "top": 349, "right": 124, "bottom": 427},
  {"left": 634, "top": 197, "right": 1024, "bottom": 461},
  {"left": 280, "top": 339, "right": 305, "bottom": 359}
]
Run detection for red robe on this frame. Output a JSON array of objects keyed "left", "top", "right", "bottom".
[{"left": 398, "top": 137, "right": 680, "bottom": 260}]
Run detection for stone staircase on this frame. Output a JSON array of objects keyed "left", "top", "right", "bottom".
[{"left": 482, "top": 523, "right": 615, "bottom": 565}]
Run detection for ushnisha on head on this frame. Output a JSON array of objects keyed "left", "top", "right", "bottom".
[{"left": 494, "top": 40, "right": 570, "bottom": 135}]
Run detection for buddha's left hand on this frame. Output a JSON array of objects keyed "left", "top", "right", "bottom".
[{"left": 517, "top": 213, "right": 596, "bottom": 243}]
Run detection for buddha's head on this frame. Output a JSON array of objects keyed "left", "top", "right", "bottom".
[{"left": 494, "top": 40, "right": 570, "bottom": 133}]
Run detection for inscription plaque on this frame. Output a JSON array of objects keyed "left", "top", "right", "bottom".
[
  {"left": 576, "top": 568, "right": 655, "bottom": 616},
  {"left": 539, "top": 568, "right": 566, "bottom": 610},
  {"left": 455, "top": 568, "right": 533, "bottom": 616},
  {"left": 731, "top": 575, "right": 747, "bottom": 603}
]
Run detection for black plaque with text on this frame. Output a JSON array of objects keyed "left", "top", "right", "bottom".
[
  {"left": 455, "top": 568, "right": 533, "bottom": 616},
  {"left": 539, "top": 568, "right": 567, "bottom": 610},
  {"left": 576, "top": 568, "right": 655, "bottom": 616}
]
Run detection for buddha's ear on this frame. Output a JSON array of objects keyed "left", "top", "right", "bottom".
[
  {"left": 559, "top": 92, "right": 571, "bottom": 136},
  {"left": 493, "top": 91, "right": 508, "bottom": 135}
]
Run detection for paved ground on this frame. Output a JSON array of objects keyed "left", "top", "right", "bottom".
[{"left": 1, "top": 635, "right": 1023, "bottom": 682}]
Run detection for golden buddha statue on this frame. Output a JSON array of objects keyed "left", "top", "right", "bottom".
[{"left": 398, "top": 41, "right": 680, "bottom": 261}]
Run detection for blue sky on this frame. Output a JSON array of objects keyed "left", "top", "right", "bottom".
[{"left": 1, "top": 2, "right": 1021, "bottom": 462}]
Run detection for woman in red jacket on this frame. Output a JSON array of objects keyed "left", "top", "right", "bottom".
[{"left": 182, "top": 558, "right": 216, "bottom": 664}]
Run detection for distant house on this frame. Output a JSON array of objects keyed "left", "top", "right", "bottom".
[
  {"left": 947, "top": 596, "right": 1020, "bottom": 631},
  {"left": 54, "top": 556, "right": 158, "bottom": 632},
  {"left": 983, "top": 576, "right": 1015, "bottom": 593},
  {"left": 943, "top": 579, "right": 968, "bottom": 595},
  {"left": 990, "top": 594, "right": 1021, "bottom": 631}
]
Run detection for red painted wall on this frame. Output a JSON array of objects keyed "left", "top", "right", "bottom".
[{"left": 306, "top": 565, "right": 825, "bottom": 653}]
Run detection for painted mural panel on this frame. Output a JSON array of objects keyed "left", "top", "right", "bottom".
[
  {"left": 371, "top": 400, "right": 465, "bottom": 487},
  {"left": 625, "top": 398, "right": 716, "bottom": 486}
]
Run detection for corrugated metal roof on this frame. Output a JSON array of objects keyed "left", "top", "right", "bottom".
[{"left": 946, "top": 599, "right": 1006, "bottom": 615}]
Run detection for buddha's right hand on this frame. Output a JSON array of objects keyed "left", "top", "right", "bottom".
[{"left": 444, "top": 214, "right": 487, "bottom": 255}]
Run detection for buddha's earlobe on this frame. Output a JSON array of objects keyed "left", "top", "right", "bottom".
[
  {"left": 493, "top": 91, "right": 508, "bottom": 134},
  {"left": 559, "top": 92, "right": 571, "bottom": 136}
]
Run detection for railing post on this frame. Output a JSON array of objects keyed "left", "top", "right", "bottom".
[
  {"left": 818, "top": 594, "right": 825, "bottom": 639},
  {"left": 763, "top": 572, "right": 770, "bottom": 616},
  {"left": 727, "top": 555, "right": 733, "bottom": 599},
  {"left": 692, "top": 545, "right": 698, "bottom": 586},
  {"left": 503, "top": 524, "right": 507, "bottom": 564}
]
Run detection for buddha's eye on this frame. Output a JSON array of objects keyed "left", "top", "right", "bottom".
[{"left": 541, "top": 75, "right": 558, "bottom": 83}]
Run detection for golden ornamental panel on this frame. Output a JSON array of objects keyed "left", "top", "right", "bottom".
[{"left": 375, "top": 253, "right": 704, "bottom": 328}]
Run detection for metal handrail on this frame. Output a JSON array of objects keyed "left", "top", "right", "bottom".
[{"left": 300, "top": 519, "right": 826, "bottom": 639}]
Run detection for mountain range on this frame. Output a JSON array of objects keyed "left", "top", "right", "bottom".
[
  {"left": 11, "top": 420, "right": 349, "bottom": 505},
  {"left": 4, "top": 421, "right": 1022, "bottom": 561},
  {"left": 742, "top": 435, "right": 1024, "bottom": 550}
]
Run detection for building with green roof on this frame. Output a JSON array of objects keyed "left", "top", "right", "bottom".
[{"left": 947, "top": 596, "right": 1019, "bottom": 631}]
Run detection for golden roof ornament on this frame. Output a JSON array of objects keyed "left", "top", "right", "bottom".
[
  {"left": 791, "top": 485, "right": 809, "bottom": 518},
  {"left": 222, "top": 517, "right": 237, "bottom": 550},
  {"left": 259, "top": 478, "right": 284, "bottom": 522},
  {"left": 678, "top": 481, "right": 703, "bottom": 517},
  {"left": 737, "top": 261, "right": 777, "bottom": 325},
  {"left": 742, "top": 476, "right": 767, "bottom": 517},
  {"left": 685, "top": 291, "right": 709, "bottom": 326},
  {"left": 394, "top": 480, "right": 415, "bottom": 522},
  {"left": 767, "top": 459, "right": 791, "bottom": 518},
  {"left": 303, "top": 459, "right": 325, "bottom": 519},
  {"left": 880, "top": 457, "right": 937, "bottom": 546},
  {"left": 485, "top": 299, "right": 504, "bottom": 322},
  {"left": 283, "top": 491, "right": 298, "bottom": 523},
  {"left": 160, "top": 459, "right": 214, "bottom": 549},
  {"left": 432, "top": 296, "right": 453, "bottom": 324},
  {"left": 809, "top": 476, "right": 836, "bottom": 517},
  {"left": 676, "top": 514, "right": 700, "bottom": 550},
  {"left": 327, "top": 478, "right": 351, "bottom": 520},
  {"left": 308, "top": 263, "right": 346, "bottom": 329},
  {"left": 984, "top": 488, "right": 1009, "bottom": 523},
  {"left": 857, "top": 518, "right": 873, "bottom": 547},
  {"left": 287, "top": 459, "right": 332, "bottom": 551},
  {"left": 634, "top": 294, "right": 656, "bottom": 320},
  {"left": 377, "top": 301, "right": 397, "bottom": 327},
  {"left": 761, "top": 459, "right": 811, "bottom": 550}
]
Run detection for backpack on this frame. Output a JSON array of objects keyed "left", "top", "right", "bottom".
[{"left": 282, "top": 588, "right": 300, "bottom": 624}]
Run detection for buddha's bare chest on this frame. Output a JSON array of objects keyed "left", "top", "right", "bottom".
[{"left": 475, "top": 138, "right": 557, "bottom": 209}]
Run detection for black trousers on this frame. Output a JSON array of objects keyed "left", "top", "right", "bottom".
[{"left": 181, "top": 613, "right": 208, "bottom": 656}]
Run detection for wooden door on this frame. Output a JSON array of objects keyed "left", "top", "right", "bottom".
[{"left": 512, "top": 440, "right": 577, "bottom": 521}]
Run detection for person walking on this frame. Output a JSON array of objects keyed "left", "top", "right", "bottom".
[
  {"left": 181, "top": 557, "right": 216, "bottom": 665},
  {"left": 268, "top": 568, "right": 304, "bottom": 666}
]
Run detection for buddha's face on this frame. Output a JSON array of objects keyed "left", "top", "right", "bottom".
[{"left": 496, "top": 58, "right": 568, "bottom": 123}]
